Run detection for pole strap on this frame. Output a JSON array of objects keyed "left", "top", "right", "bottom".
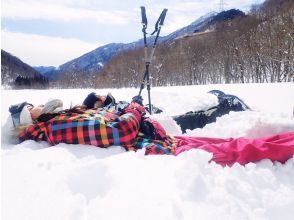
[{"left": 151, "top": 9, "right": 168, "bottom": 35}]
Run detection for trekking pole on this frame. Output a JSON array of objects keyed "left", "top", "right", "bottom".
[
  {"left": 138, "top": 6, "right": 148, "bottom": 97},
  {"left": 138, "top": 7, "right": 168, "bottom": 114}
]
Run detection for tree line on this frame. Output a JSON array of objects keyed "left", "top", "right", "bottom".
[
  {"left": 14, "top": 75, "right": 49, "bottom": 89},
  {"left": 1, "top": 49, "right": 50, "bottom": 89}
]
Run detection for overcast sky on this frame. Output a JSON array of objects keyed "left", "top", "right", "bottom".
[{"left": 1, "top": 0, "right": 265, "bottom": 67}]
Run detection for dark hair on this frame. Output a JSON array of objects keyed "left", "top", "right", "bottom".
[
  {"left": 37, "top": 105, "right": 87, "bottom": 122},
  {"left": 82, "top": 92, "right": 100, "bottom": 109}
]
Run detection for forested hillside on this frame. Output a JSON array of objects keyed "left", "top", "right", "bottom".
[
  {"left": 93, "top": 0, "right": 293, "bottom": 88},
  {"left": 1, "top": 50, "right": 49, "bottom": 89}
]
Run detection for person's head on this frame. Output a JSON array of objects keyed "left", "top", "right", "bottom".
[
  {"left": 3, "top": 102, "right": 37, "bottom": 142},
  {"left": 3, "top": 100, "right": 63, "bottom": 143},
  {"left": 8, "top": 102, "right": 44, "bottom": 128},
  {"left": 82, "top": 92, "right": 105, "bottom": 109},
  {"left": 82, "top": 92, "right": 115, "bottom": 109},
  {"left": 8, "top": 99, "right": 63, "bottom": 128}
]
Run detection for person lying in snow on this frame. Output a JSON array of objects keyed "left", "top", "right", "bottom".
[
  {"left": 5, "top": 95, "right": 294, "bottom": 167},
  {"left": 82, "top": 92, "right": 163, "bottom": 114},
  {"left": 82, "top": 90, "right": 251, "bottom": 133}
]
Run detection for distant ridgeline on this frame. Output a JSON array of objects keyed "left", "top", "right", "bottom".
[{"left": 1, "top": 50, "right": 49, "bottom": 89}]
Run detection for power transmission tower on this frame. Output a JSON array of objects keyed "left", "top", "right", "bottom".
[{"left": 219, "top": 0, "right": 224, "bottom": 12}]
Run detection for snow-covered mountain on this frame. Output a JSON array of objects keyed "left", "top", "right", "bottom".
[
  {"left": 57, "top": 43, "right": 127, "bottom": 75},
  {"left": 39, "top": 11, "right": 220, "bottom": 77},
  {"left": 161, "top": 11, "right": 217, "bottom": 41},
  {"left": 34, "top": 66, "right": 57, "bottom": 79}
]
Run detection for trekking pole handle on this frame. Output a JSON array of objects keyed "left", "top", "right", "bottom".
[
  {"left": 159, "top": 9, "right": 168, "bottom": 26},
  {"left": 140, "top": 6, "right": 148, "bottom": 61},
  {"left": 140, "top": 6, "right": 147, "bottom": 26}
]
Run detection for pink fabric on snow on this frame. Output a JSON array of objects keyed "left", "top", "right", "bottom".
[{"left": 174, "top": 132, "right": 294, "bottom": 166}]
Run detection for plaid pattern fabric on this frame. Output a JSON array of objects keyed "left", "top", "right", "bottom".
[
  {"left": 19, "top": 111, "right": 140, "bottom": 148},
  {"left": 19, "top": 109, "right": 178, "bottom": 155},
  {"left": 124, "top": 132, "right": 177, "bottom": 155}
]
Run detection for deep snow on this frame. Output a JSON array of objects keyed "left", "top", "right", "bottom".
[{"left": 1, "top": 83, "right": 294, "bottom": 220}]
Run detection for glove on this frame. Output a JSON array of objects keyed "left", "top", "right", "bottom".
[
  {"left": 132, "top": 95, "right": 144, "bottom": 106},
  {"left": 140, "top": 117, "right": 167, "bottom": 141},
  {"left": 123, "top": 102, "right": 146, "bottom": 123}
]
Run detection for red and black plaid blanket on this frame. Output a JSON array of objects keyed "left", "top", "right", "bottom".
[
  {"left": 18, "top": 110, "right": 177, "bottom": 154},
  {"left": 19, "top": 111, "right": 139, "bottom": 147}
]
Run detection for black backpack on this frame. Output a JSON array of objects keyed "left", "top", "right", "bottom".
[{"left": 173, "top": 90, "right": 251, "bottom": 133}]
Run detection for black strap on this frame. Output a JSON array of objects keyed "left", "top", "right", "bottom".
[
  {"left": 9, "top": 102, "right": 33, "bottom": 115},
  {"left": 151, "top": 9, "right": 168, "bottom": 35}
]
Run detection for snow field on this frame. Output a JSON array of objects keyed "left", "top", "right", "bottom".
[{"left": 1, "top": 83, "right": 294, "bottom": 220}]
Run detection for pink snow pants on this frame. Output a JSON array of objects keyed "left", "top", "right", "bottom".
[{"left": 174, "top": 132, "right": 294, "bottom": 166}]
